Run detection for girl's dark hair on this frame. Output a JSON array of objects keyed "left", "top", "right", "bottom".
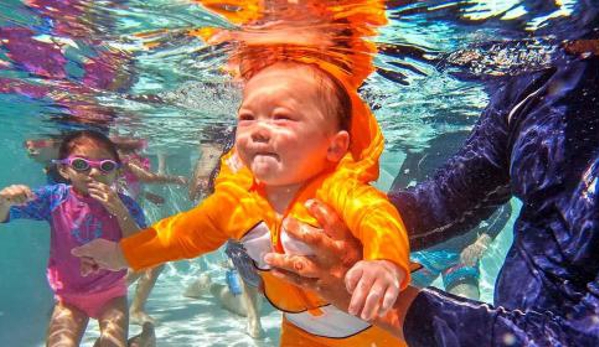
[{"left": 58, "top": 130, "right": 121, "bottom": 163}]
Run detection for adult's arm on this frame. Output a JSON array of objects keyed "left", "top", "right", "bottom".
[
  {"left": 388, "top": 79, "right": 524, "bottom": 250},
  {"left": 266, "top": 200, "right": 599, "bottom": 346}
]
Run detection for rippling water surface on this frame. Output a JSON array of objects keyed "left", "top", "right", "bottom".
[{"left": 0, "top": 0, "right": 597, "bottom": 345}]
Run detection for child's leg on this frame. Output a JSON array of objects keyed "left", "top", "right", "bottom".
[
  {"left": 94, "top": 296, "right": 128, "bottom": 347},
  {"left": 183, "top": 272, "right": 213, "bottom": 298},
  {"left": 46, "top": 302, "right": 89, "bottom": 347},
  {"left": 241, "top": 279, "right": 265, "bottom": 339},
  {"left": 448, "top": 281, "right": 480, "bottom": 300},
  {"left": 130, "top": 265, "right": 164, "bottom": 325},
  {"left": 125, "top": 269, "right": 143, "bottom": 286},
  {"left": 442, "top": 263, "right": 481, "bottom": 300},
  {"left": 127, "top": 322, "right": 156, "bottom": 347}
]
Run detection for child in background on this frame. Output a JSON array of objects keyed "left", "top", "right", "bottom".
[
  {"left": 23, "top": 137, "right": 70, "bottom": 184},
  {"left": 113, "top": 138, "right": 188, "bottom": 204},
  {"left": 73, "top": 62, "right": 411, "bottom": 347},
  {"left": 111, "top": 137, "right": 188, "bottom": 325},
  {"left": 1, "top": 130, "right": 153, "bottom": 347}
]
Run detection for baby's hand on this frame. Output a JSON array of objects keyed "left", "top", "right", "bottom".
[
  {"left": 0, "top": 185, "right": 35, "bottom": 207},
  {"left": 345, "top": 259, "right": 405, "bottom": 321},
  {"left": 71, "top": 239, "right": 128, "bottom": 272}
]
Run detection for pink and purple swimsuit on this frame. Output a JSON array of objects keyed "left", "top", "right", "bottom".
[{"left": 5, "top": 184, "right": 146, "bottom": 317}]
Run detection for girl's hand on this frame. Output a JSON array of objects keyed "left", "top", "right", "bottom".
[
  {"left": 87, "top": 181, "right": 128, "bottom": 218},
  {"left": 345, "top": 259, "right": 404, "bottom": 321},
  {"left": 0, "top": 185, "right": 35, "bottom": 207}
]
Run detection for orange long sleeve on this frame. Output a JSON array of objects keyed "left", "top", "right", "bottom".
[{"left": 121, "top": 185, "right": 258, "bottom": 271}]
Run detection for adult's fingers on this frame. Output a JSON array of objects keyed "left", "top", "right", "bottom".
[
  {"left": 282, "top": 218, "right": 337, "bottom": 254},
  {"left": 264, "top": 252, "right": 321, "bottom": 279},
  {"left": 306, "top": 199, "right": 348, "bottom": 240}
]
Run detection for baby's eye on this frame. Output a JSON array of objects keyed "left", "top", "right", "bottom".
[
  {"left": 238, "top": 113, "right": 254, "bottom": 121},
  {"left": 273, "top": 113, "right": 293, "bottom": 121}
]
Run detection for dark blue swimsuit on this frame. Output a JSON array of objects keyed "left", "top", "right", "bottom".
[{"left": 390, "top": 55, "right": 599, "bottom": 346}]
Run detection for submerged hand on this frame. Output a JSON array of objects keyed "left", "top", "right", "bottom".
[
  {"left": 71, "top": 239, "right": 128, "bottom": 272},
  {"left": 345, "top": 259, "right": 404, "bottom": 321},
  {"left": 0, "top": 184, "right": 35, "bottom": 206}
]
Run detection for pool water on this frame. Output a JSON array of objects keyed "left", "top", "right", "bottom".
[{"left": 0, "top": 0, "right": 594, "bottom": 345}]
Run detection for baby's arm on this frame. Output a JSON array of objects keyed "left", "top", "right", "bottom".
[
  {"left": 73, "top": 190, "right": 232, "bottom": 272},
  {"left": 322, "top": 179, "right": 411, "bottom": 321},
  {"left": 345, "top": 259, "right": 405, "bottom": 321},
  {"left": 0, "top": 185, "right": 36, "bottom": 222}
]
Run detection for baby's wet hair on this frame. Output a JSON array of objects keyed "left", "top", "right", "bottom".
[
  {"left": 315, "top": 67, "right": 352, "bottom": 132},
  {"left": 58, "top": 130, "right": 121, "bottom": 163}
]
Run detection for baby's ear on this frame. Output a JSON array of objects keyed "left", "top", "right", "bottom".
[{"left": 327, "top": 131, "right": 350, "bottom": 162}]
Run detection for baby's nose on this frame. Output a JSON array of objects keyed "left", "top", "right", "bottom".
[{"left": 251, "top": 124, "right": 271, "bottom": 143}]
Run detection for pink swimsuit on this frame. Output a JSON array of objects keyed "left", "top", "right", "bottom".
[
  {"left": 5, "top": 184, "right": 146, "bottom": 318},
  {"left": 121, "top": 153, "right": 151, "bottom": 200}
]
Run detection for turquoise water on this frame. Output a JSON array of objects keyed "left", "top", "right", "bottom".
[{"left": 0, "top": 0, "right": 590, "bottom": 345}]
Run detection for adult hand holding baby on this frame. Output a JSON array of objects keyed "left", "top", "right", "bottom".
[{"left": 264, "top": 199, "right": 362, "bottom": 312}]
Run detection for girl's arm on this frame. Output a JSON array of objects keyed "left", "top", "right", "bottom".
[
  {"left": 112, "top": 208, "right": 141, "bottom": 237},
  {"left": 87, "top": 181, "right": 145, "bottom": 237}
]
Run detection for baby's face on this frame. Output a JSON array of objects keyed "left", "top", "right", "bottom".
[{"left": 235, "top": 65, "right": 342, "bottom": 187}]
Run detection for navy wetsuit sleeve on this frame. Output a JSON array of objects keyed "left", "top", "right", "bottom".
[
  {"left": 404, "top": 286, "right": 599, "bottom": 346},
  {"left": 388, "top": 87, "right": 513, "bottom": 251}
]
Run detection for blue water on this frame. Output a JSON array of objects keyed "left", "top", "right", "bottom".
[{"left": 0, "top": 0, "right": 594, "bottom": 345}]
